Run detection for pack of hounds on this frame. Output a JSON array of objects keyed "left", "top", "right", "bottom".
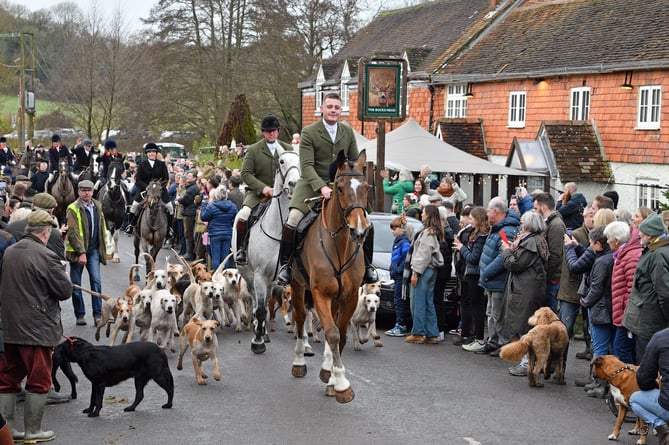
[{"left": 56, "top": 249, "right": 384, "bottom": 416}]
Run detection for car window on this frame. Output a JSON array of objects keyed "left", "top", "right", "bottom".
[{"left": 371, "top": 214, "right": 422, "bottom": 254}]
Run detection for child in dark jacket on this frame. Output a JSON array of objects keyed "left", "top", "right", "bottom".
[{"left": 385, "top": 216, "right": 411, "bottom": 337}]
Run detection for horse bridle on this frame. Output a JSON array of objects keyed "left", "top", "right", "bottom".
[
  {"left": 318, "top": 168, "right": 370, "bottom": 294},
  {"left": 257, "top": 151, "right": 300, "bottom": 242}
]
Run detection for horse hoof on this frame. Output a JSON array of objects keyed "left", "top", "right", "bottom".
[
  {"left": 291, "top": 364, "right": 307, "bottom": 378},
  {"left": 319, "top": 369, "right": 331, "bottom": 384},
  {"left": 304, "top": 346, "right": 315, "bottom": 357},
  {"left": 335, "top": 387, "right": 355, "bottom": 404},
  {"left": 112, "top": 258, "right": 120, "bottom": 263},
  {"left": 251, "top": 342, "right": 266, "bottom": 354},
  {"left": 325, "top": 385, "right": 335, "bottom": 397},
  {"left": 263, "top": 334, "right": 270, "bottom": 343}
]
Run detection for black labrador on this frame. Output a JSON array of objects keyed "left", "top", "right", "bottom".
[
  {"left": 57, "top": 336, "right": 174, "bottom": 417},
  {"left": 52, "top": 342, "right": 79, "bottom": 399}
]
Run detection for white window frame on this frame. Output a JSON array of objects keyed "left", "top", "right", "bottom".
[
  {"left": 637, "top": 85, "right": 661, "bottom": 130},
  {"left": 570, "top": 87, "right": 590, "bottom": 120},
  {"left": 340, "top": 62, "right": 351, "bottom": 112},
  {"left": 446, "top": 84, "right": 467, "bottom": 118},
  {"left": 637, "top": 178, "right": 660, "bottom": 210},
  {"left": 315, "top": 65, "right": 325, "bottom": 113},
  {"left": 508, "top": 91, "right": 526, "bottom": 128}
]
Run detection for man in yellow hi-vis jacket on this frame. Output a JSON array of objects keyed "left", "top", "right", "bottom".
[{"left": 66, "top": 179, "right": 108, "bottom": 326}]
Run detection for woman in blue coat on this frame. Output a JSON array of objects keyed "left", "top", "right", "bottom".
[{"left": 200, "top": 187, "right": 238, "bottom": 270}]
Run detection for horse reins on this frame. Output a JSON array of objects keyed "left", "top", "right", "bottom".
[{"left": 317, "top": 168, "right": 369, "bottom": 302}]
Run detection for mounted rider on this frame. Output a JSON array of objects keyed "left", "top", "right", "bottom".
[
  {"left": 0, "top": 136, "right": 17, "bottom": 171},
  {"left": 234, "top": 115, "right": 294, "bottom": 265},
  {"left": 124, "top": 142, "right": 173, "bottom": 235},
  {"left": 71, "top": 139, "right": 99, "bottom": 181},
  {"left": 276, "top": 93, "right": 377, "bottom": 286},
  {"left": 94, "top": 139, "right": 123, "bottom": 193},
  {"left": 46, "top": 134, "right": 74, "bottom": 191}
]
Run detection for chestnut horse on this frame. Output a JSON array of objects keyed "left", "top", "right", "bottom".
[{"left": 289, "top": 150, "right": 370, "bottom": 403}]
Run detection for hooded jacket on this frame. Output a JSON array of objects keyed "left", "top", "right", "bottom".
[{"left": 478, "top": 210, "right": 521, "bottom": 292}]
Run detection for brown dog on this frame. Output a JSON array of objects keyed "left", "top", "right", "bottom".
[
  {"left": 500, "top": 307, "right": 569, "bottom": 387},
  {"left": 177, "top": 316, "right": 221, "bottom": 385},
  {"left": 591, "top": 355, "right": 647, "bottom": 444}
]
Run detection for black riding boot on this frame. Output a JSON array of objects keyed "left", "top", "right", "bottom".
[
  {"left": 165, "top": 212, "right": 174, "bottom": 244},
  {"left": 234, "top": 219, "right": 248, "bottom": 265},
  {"left": 362, "top": 225, "right": 378, "bottom": 284},
  {"left": 276, "top": 225, "right": 296, "bottom": 285}
]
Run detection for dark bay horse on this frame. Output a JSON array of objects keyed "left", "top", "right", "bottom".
[
  {"left": 134, "top": 180, "right": 168, "bottom": 271},
  {"left": 289, "top": 150, "right": 371, "bottom": 403},
  {"left": 99, "top": 159, "right": 126, "bottom": 263},
  {"left": 51, "top": 159, "right": 76, "bottom": 225}
]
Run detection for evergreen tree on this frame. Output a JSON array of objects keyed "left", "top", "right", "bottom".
[{"left": 217, "top": 93, "right": 257, "bottom": 150}]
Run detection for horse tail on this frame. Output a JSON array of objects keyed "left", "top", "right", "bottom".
[
  {"left": 499, "top": 338, "right": 530, "bottom": 363},
  {"left": 128, "top": 264, "right": 142, "bottom": 286}
]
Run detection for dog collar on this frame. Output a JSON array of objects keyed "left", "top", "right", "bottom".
[{"left": 606, "top": 364, "right": 637, "bottom": 382}]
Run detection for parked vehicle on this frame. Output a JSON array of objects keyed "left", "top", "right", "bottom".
[{"left": 370, "top": 212, "right": 457, "bottom": 319}]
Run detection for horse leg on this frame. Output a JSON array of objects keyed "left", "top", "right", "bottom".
[
  {"left": 313, "top": 288, "right": 354, "bottom": 403},
  {"left": 290, "top": 282, "right": 307, "bottom": 378},
  {"left": 111, "top": 229, "right": 120, "bottom": 263},
  {"left": 250, "top": 282, "right": 267, "bottom": 355}
]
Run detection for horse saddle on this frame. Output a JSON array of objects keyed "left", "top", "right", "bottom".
[
  {"left": 248, "top": 201, "right": 271, "bottom": 230},
  {"left": 295, "top": 201, "right": 322, "bottom": 250}
]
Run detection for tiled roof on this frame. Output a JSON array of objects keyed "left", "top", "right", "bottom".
[
  {"left": 435, "top": 119, "right": 488, "bottom": 159},
  {"left": 542, "top": 121, "right": 612, "bottom": 183},
  {"left": 333, "top": 0, "right": 497, "bottom": 74},
  {"left": 443, "top": 0, "right": 669, "bottom": 78}
]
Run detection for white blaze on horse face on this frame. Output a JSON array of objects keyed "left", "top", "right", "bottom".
[{"left": 348, "top": 178, "right": 367, "bottom": 236}]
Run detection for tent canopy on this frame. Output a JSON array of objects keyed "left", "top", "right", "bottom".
[{"left": 358, "top": 118, "right": 540, "bottom": 176}]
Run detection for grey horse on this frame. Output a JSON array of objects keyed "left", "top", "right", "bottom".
[{"left": 232, "top": 146, "right": 302, "bottom": 354}]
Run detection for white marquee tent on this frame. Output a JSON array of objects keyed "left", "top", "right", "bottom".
[{"left": 357, "top": 118, "right": 540, "bottom": 177}]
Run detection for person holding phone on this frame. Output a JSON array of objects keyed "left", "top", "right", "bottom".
[{"left": 381, "top": 168, "right": 414, "bottom": 214}]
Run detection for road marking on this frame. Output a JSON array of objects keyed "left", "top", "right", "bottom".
[
  {"left": 347, "top": 370, "right": 372, "bottom": 384},
  {"left": 463, "top": 438, "right": 481, "bottom": 445}
]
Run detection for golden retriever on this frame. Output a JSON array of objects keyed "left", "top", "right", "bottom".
[{"left": 499, "top": 307, "right": 569, "bottom": 387}]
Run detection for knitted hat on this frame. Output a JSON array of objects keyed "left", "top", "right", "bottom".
[
  {"left": 639, "top": 213, "right": 666, "bottom": 237},
  {"left": 33, "top": 193, "right": 57, "bottom": 210}
]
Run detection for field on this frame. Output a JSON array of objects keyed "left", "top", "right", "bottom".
[{"left": 0, "top": 94, "right": 61, "bottom": 122}]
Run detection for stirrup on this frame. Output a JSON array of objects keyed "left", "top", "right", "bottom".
[
  {"left": 277, "top": 265, "right": 292, "bottom": 285},
  {"left": 125, "top": 225, "right": 134, "bottom": 235},
  {"left": 363, "top": 266, "right": 378, "bottom": 284},
  {"left": 235, "top": 249, "right": 247, "bottom": 265}
]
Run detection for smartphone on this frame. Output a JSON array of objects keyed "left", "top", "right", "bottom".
[
  {"left": 499, "top": 230, "right": 509, "bottom": 244},
  {"left": 515, "top": 187, "right": 522, "bottom": 197},
  {"left": 566, "top": 229, "right": 573, "bottom": 237}
]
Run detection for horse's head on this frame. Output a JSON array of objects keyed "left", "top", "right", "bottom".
[
  {"left": 331, "top": 149, "right": 371, "bottom": 243},
  {"left": 58, "top": 159, "right": 69, "bottom": 177},
  {"left": 275, "top": 146, "right": 300, "bottom": 198},
  {"left": 146, "top": 180, "right": 162, "bottom": 207}
]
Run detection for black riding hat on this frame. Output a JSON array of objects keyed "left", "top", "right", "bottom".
[
  {"left": 144, "top": 142, "right": 160, "bottom": 153},
  {"left": 261, "top": 115, "right": 281, "bottom": 132}
]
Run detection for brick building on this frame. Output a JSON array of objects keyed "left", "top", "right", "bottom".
[{"left": 299, "top": 0, "right": 669, "bottom": 210}]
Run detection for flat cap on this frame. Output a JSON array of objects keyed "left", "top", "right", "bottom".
[
  {"left": 27, "top": 209, "right": 57, "bottom": 228},
  {"left": 78, "top": 180, "right": 94, "bottom": 190},
  {"left": 15, "top": 174, "right": 29, "bottom": 182},
  {"left": 33, "top": 192, "right": 57, "bottom": 210}
]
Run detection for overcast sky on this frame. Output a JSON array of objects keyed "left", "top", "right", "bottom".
[
  {"left": 20, "top": 0, "right": 409, "bottom": 32},
  {"left": 20, "top": 0, "right": 157, "bottom": 32}
]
